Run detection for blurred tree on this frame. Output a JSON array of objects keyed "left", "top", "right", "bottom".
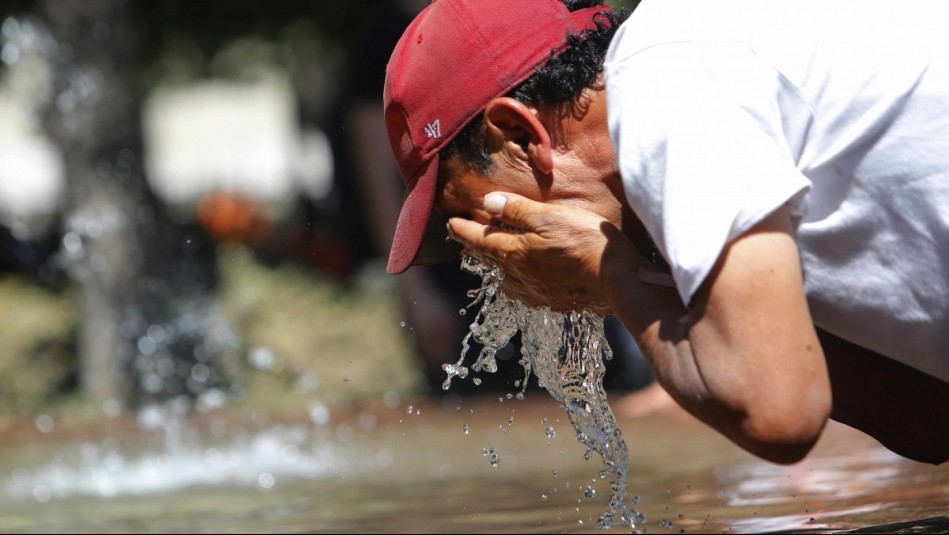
[
  {"left": 38, "top": 0, "right": 221, "bottom": 409},
  {"left": 0, "top": 0, "right": 399, "bottom": 410}
]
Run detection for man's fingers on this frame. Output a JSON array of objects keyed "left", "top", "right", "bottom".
[
  {"left": 482, "top": 191, "right": 548, "bottom": 230},
  {"left": 446, "top": 217, "right": 487, "bottom": 244},
  {"left": 448, "top": 216, "right": 523, "bottom": 261}
]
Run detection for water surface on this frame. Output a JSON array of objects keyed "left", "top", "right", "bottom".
[{"left": 0, "top": 396, "right": 946, "bottom": 533}]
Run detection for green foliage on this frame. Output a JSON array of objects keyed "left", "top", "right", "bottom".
[
  {"left": 0, "top": 276, "right": 76, "bottom": 415},
  {"left": 214, "top": 246, "right": 425, "bottom": 411}
]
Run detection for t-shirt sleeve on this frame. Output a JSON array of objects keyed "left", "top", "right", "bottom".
[{"left": 605, "top": 41, "right": 811, "bottom": 305}]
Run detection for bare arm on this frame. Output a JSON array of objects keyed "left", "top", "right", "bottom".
[
  {"left": 450, "top": 195, "right": 831, "bottom": 463},
  {"left": 603, "top": 206, "right": 831, "bottom": 463}
]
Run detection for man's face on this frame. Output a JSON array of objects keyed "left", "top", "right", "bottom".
[
  {"left": 435, "top": 157, "right": 537, "bottom": 227},
  {"left": 435, "top": 155, "right": 623, "bottom": 236},
  {"left": 433, "top": 88, "right": 624, "bottom": 234}
]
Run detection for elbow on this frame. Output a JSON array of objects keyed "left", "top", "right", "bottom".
[
  {"left": 739, "top": 390, "right": 831, "bottom": 465},
  {"left": 742, "top": 416, "right": 826, "bottom": 465}
]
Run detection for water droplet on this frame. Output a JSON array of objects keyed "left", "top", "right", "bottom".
[
  {"left": 551, "top": 469, "right": 559, "bottom": 478},
  {"left": 515, "top": 392, "right": 525, "bottom": 400},
  {"left": 631, "top": 496, "right": 641, "bottom": 505},
  {"left": 400, "top": 321, "right": 406, "bottom": 327},
  {"left": 383, "top": 391, "right": 401, "bottom": 409},
  {"left": 462, "top": 424, "right": 469, "bottom": 435},
  {"left": 540, "top": 494, "right": 548, "bottom": 501},
  {"left": 308, "top": 403, "right": 330, "bottom": 426},
  {"left": 584, "top": 486, "right": 596, "bottom": 498},
  {"left": 406, "top": 405, "right": 414, "bottom": 414},
  {"left": 1, "top": 43, "right": 20, "bottom": 65},
  {"left": 248, "top": 346, "right": 275, "bottom": 370},
  {"left": 458, "top": 308, "right": 467, "bottom": 316},
  {"left": 507, "top": 416, "right": 514, "bottom": 425},
  {"left": 482, "top": 448, "right": 500, "bottom": 468},
  {"left": 34, "top": 414, "right": 54, "bottom": 433},
  {"left": 32, "top": 485, "right": 51, "bottom": 503},
  {"left": 598, "top": 469, "right": 610, "bottom": 479},
  {"left": 583, "top": 450, "right": 593, "bottom": 461},
  {"left": 505, "top": 393, "right": 513, "bottom": 399},
  {"left": 62, "top": 232, "right": 82, "bottom": 254},
  {"left": 146, "top": 324, "right": 166, "bottom": 344},
  {"left": 472, "top": 377, "right": 482, "bottom": 385},
  {"left": 597, "top": 512, "right": 615, "bottom": 530},
  {"left": 545, "top": 427, "right": 556, "bottom": 439},
  {"left": 257, "top": 472, "right": 275, "bottom": 490},
  {"left": 661, "top": 518, "right": 674, "bottom": 529}
]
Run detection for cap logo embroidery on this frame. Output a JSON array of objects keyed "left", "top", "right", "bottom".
[{"left": 424, "top": 119, "right": 441, "bottom": 139}]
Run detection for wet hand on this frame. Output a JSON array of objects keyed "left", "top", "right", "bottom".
[{"left": 447, "top": 192, "right": 633, "bottom": 313}]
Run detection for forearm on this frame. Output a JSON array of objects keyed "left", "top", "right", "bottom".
[
  {"left": 599, "top": 248, "right": 748, "bottom": 449},
  {"left": 600, "top": 231, "right": 828, "bottom": 464}
]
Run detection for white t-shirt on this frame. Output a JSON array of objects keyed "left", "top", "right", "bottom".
[{"left": 604, "top": 0, "right": 949, "bottom": 382}]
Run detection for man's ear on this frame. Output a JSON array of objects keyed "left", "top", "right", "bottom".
[{"left": 483, "top": 97, "right": 554, "bottom": 175}]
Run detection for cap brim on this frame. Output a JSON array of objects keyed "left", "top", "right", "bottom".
[{"left": 386, "top": 156, "right": 463, "bottom": 274}]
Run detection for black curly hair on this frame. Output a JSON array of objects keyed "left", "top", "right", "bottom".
[{"left": 439, "top": 0, "right": 635, "bottom": 174}]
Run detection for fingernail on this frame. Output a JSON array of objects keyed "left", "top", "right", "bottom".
[{"left": 483, "top": 192, "right": 507, "bottom": 215}]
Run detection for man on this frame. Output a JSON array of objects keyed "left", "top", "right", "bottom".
[{"left": 382, "top": 0, "right": 949, "bottom": 465}]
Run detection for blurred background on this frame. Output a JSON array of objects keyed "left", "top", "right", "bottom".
[
  {"left": 0, "top": 0, "right": 437, "bottom": 427},
  {"left": 0, "top": 0, "right": 649, "bottom": 428}
]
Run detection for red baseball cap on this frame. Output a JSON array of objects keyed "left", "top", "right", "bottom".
[{"left": 383, "top": 0, "right": 610, "bottom": 274}]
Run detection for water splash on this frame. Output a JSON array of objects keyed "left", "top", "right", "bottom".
[
  {"left": 1, "top": 424, "right": 345, "bottom": 502},
  {"left": 443, "top": 256, "right": 638, "bottom": 531}
]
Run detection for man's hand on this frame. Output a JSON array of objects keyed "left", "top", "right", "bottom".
[{"left": 447, "top": 192, "right": 638, "bottom": 313}]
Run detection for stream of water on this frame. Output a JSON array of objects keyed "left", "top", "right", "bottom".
[{"left": 442, "top": 256, "right": 648, "bottom": 531}]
